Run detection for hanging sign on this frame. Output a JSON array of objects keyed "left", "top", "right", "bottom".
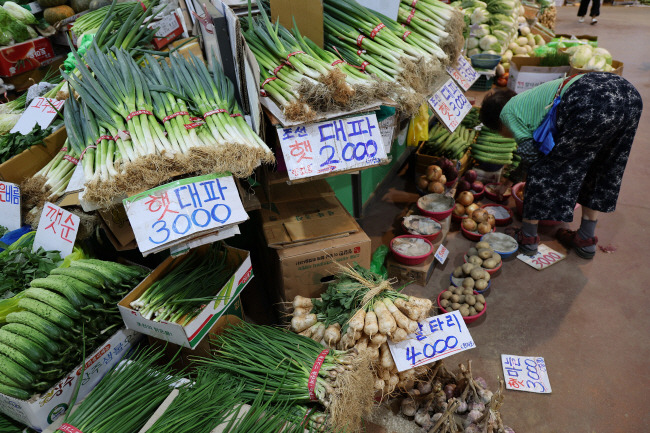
[
  {"left": 388, "top": 311, "right": 476, "bottom": 372},
  {"left": 10, "top": 97, "right": 65, "bottom": 135},
  {"left": 277, "top": 113, "right": 387, "bottom": 180},
  {"left": 446, "top": 56, "right": 480, "bottom": 91},
  {"left": 517, "top": 244, "right": 565, "bottom": 270},
  {"left": 501, "top": 354, "right": 552, "bottom": 393},
  {"left": 0, "top": 181, "right": 21, "bottom": 231},
  {"left": 33, "top": 203, "right": 80, "bottom": 257},
  {"left": 123, "top": 173, "right": 248, "bottom": 256},
  {"left": 428, "top": 79, "right": 472, "bottom": 133}
]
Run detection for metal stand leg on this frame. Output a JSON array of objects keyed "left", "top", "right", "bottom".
[{"left": 351, "top": 172, "right": 362, "bottom": 219}]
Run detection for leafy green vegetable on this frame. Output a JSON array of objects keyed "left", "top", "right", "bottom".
[
  {"left": 0, "top": 245, "right": 62, "bottom": 296},
  {"left": 0, "top": 225, "right": 7, "bottom": 238},
  {"left": 0, "top": 121, "right": 60, "bottom": 163}
]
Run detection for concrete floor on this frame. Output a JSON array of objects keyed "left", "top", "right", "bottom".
[{"left": 360, "top": 5, "right": 650, "bottom": 432}]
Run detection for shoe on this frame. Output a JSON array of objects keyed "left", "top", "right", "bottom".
[
  {"left": 591, "top": 18, "right": 598, "bottom": 25},
  {"left": 578, "top": 16, "right": 585, "bottom": 23},
  {"left": 506, "top": 227, "right": 539, "bottom": 257},
  {"left": 556, "top": 229, "right": 597, "bottom": 259}
]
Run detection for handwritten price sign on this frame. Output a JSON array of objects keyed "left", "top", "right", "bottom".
[
  {"left": 33, "top": 203, "right": 80, "bottom": 258},
  {"left": 0, "top": 181, "right": 20, "bottom": 231},
  {"left": 123, "top": 173, "right": 248, "bottom": 256},
  {"left": 446, "top": 56, "right": 479, "bottom": 91},
  {"left": 517, "top": 244, "right": 565, "bottom": 270},
  {"left": 277, "top": 114, "right": 387, "bottom": 180},
  {"left": 10, "top": 97, "right": 65, "bottom": 135},
  {"left": 388, "top": 311, "right": 475, "bottom": 372},
  {"left": 428, "top": 79, "right": 472, "bottom": 133},
  {"left": 502, "top": 355, "right": 552, "bottom": 393}
]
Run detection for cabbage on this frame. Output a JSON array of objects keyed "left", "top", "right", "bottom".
[
  {"left": 470, "top": 7, "right": 489, "bottom": 24},
  {"left": 514, "top": 46, "right": 528, "bottom": 55},
  {"left": 516, "top": 36, "right": 528, "bottom": 46},
  {"left": 593, "top": 48, "right": 612, "bottom": 65},
  {"left": 0, "top": 31, "right": 11, "bottom": 46},
  {"left": 2, "top": 2, "right": 36, "bottom": 26},
  {"left": 502, "top": 49, "right": 513, "bottom": 62},
  {"left": 584, "top": 55, "right": 607, "bottom": 71},
  {"left": 520, "top": 26, "right": 531, "bottom": 36},
  {"left": 534, "top": 34, "right": 545, "bottom": 46},
  {"left": 479, "top": 34, "right": 502, "bottom": 52},
  {"left": 565, "top": 45, "right": 581, "bottom": 55},
  {"left": 467, "top": 37, "right": 480, "bottom": 49},
  {"left": 508, "top": 42, "right": 518, "bottom": 51},
  {"left": 492, "top": 29, "right": 509, "bottom": 44},
  {"left": 570, "top": 45, "right": 594, "bottom": 68},
  {"left": 468, "top": 48, "right": 481, "bottom": 57},
  {"left": 517, "top": 16, "right": 526, "bottom": 24},
  {"left": 526, "top": 34, "right": 535, "bottom": 45},
  {"left": 474, "top": 24, "right": 490, "bottom": 37},
  {"left": 483, "top": 50, "right": 498, "bottom": 55}
]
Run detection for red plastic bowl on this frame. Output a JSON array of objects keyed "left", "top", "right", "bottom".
[
  {"left": 437, "top": 290, "right": 487, "bottom": 324},
  {"left": 390, "top": 235, "right": 434, "bottom": 266},
  {"left": 463, "top": 254, "right": 503, "bottom": 275},
  {"left": 471, "top": 184, "right": 485, "bottom": 201},
  {"left": 401, "top": 216, "right": 442, "bottom": 243},
  {"left": 451, "top": 211, "right": 468, "bottom": 222},
  {"left": 481, "top": 203, "right": 513, "bottom": 226},
  {"left": 460, "top": 223, "right": 496, "bottom": 241},
  {"left": 417, "top": 194, "right": 455, "bottom": 220},
  {"left": 512, "top": 182, "right": 580, "bottom": 226},
  {"left": 484, "top": 183, "right": 512, "bottom": 203}
]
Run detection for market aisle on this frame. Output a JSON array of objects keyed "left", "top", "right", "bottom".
[{"left": 361, "top": 5, "right": 650, "bottom": 432}]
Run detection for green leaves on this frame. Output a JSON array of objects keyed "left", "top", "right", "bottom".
[
  {"left": 0, "top": 121, "right": 60, "bottom": 164},
  {"left": 0, "top": 246, "right": 62, "bottom": 296}
]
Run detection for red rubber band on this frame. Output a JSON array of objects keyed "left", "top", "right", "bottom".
[
  {"left": 126, "top": 110, "right": 153, "bottom": 121},
  {"left": 79, "top": 145, "right": 97, "bottom": 161},
  {"left": 162, "top": 111, "right": 189, "bottom": 123},
  {"left": 411, "top": 0, "right": 418, "bottom": 7},
  {"left": 203, "top": 109, "right": 228, "bottom": 118},
  {"left": 63, "top": 155, "right": 79, "bottom": 165},
  {"left": 308, "top": 349, "right": 329, "bottom": 401},
  {"left": 230, "top": 113, "right": 242, "bottom": 118},
  {"left": 261, "top": 77, "right": 277, "bottom": 88},
  {"left": 406, "top": 8, "right": 416, "bottom": 24},
  {"left": 359, "top": 61, "right": 370, "bottom": 72},
  {"left": 357, "top": 49, "right": 364, "bottom": 56},
  {"left": 356, "top": 34, "right": 365, "bottom": 48},
  {"left": 95, "top": 135, "right": 114, "bottom": 144},
  {"left": 59, "top": 146, "right": 68, "bottom": 152},
  {"left": 403, "top": 31, "right": 412, "bottom": 40},
  {"left": 272, "top": 63, "right": 287, "bottom": 76},
  {"left": 286, "top": 51, "right": 305, "bottom": 62},
  {"left": 184, "top": 122, "right": 203, "bottom": 130},
  {"left": 370, "top": 23, "right": 385, "bottom": 39},
  {"left": 331, "top": 59, "right": 345, "bottom": 66}
]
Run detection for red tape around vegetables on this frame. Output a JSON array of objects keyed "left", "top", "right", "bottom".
[{"left": 308, "top": 349, "right": 330, "bottom": 401}]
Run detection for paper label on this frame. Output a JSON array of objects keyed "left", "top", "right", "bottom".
[
  {"left": 429, "top": 79, "right": 471, "bottom": 133},
  {"left": 388, "top": 311, "right": 475, "bottom": 372},
  {"left": 10, "top": 98, "right": 65, "bottom": 135},
  {"left": 65, "top": 164, "right": 86, "bottom": 193},
  {"left": 446, "top": 56, "right": 479, "bottom": 91},
  {"left": 277, "top": 114, "right": 387, "bottom": 180},
  {"left": 33, "top": 203, "right": 80, "bottom": 258},
  {"left": 517, "top": 244, "right": 565, "bottom": 270},
  {"left": 501, "top": 354, "right": 552, "bottom": 393},
  {"left": 434, "top": 244, "right": 449, "bottom": 264},
  {"left": 0, "top": 181, "right": 20, "bottom": 232},
  {"left": 123, "top": 173, "right": 248, "bottom": 256},
  {"left": 153, "top": 12, "right": 181, "bottom": 37}
]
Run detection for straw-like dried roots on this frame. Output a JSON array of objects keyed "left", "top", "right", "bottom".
[{"left": 328, "top": 352, "right": 375, "bottom": 432}]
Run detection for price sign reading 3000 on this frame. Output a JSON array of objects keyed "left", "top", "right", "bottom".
[{"left": 429, "top": 79, "right": 472, "bottom": 133}]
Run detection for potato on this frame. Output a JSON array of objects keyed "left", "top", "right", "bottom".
[
  {"left": 476, "top": 294, "right": 486, "bottom": 304},
  {"left": 462, "top": 277, "right": 475, "bottom": 289},
  {"left": 468, "top": 255, "right": 483, "bottom": 266},
  {"left": 470, "top": 267, "right": 484, "bottom": 280},
  {"left": 441, "top": 290, "right": 452, "bottom": 300},
  {"left": 440, "top": 299, "right": 450, "bottom": 308},
  {"left": 450, "top": 294, "right": 460, "bottom": 303},
  {"left": 453, "top": 286, "right": 464, "bottom": 295},
  {"left": 477, "top": 248, "right": 493, "bottom": 260},
  {"left": 466, "top": 295, "right": 476, "bottom": 306},
  {"left": 463, "top": 287, "right": 474, "bottom": 296},
  {"left": 474, "top": 279, "right": 488, "bottom": 291},
  {"left": 476, "top": 241, "right": 491, "bottom": 250},
  {"left": 475, "top": 302, "right": 484, "bottom": 312},
  {"left": 457, "top": 295, "right": 466, "bottom": 304},
  {"left": 482, "top": 271, "right": 491, "bottom": 281},
  {"left": 467, "top": 247, "right": 479, "bottom": 257},
  {"left": 451, "top": 302, "right": 461, "bottom": 310},
  {"left": 469, "top": 307, "right": 477, "bottom": 316},
  {"left": 482, "top": 258, "right": 498, "bottom": 269},
  {"left": 459, "top": 306, "right": 470, "bottom": 317},
  {"left": 491, "top": 253, "right": 502, "bottom": 264},
  {"left": 461, "top": 263, "right": 475, "bottom": 275},
  {"left": 453, "top": 266, "right": 464, "bottom": 278}
]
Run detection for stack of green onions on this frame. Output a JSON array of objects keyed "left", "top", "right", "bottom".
[
  {"left": 130, "top": 243, "right": 234, "bottom": 325},
  {"left": 55, "top": 345, "right": 185, "bottom": 433},
  {"left": 198, "top": 322, "right": 374, "bottom": 432},
  {"left": 71, "top": 0, "right": 152, "bottom": 37}
]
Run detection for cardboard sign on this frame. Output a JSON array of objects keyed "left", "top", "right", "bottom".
[
  {"left": 123, "top": 173, "right": 248, "bottom": 256},
  {"left": 501, "top": 354, "right": 552, "bottom": 393},
  {"left": 428, "top": 79, "right": 472, "bottom": 133},
  {"left": 388, "top": 311, "right": 475, "bottom": 372},
  {"left": 33, "top": 203, "right": 79, "bottom": 257},
  {"left": 517, "top": 244, "right": 565, "bottom": 270},
  {"left": 0, "top": 181, "right": 20, "bottom": 231},
  {"left": 277, "top": 114, "right": 387, "bottom": 180},
  {"left": 446, "top": 56, "right": 479, "bottom": 91},
  {"left": 434, "top": 244, "right": 449, "bottom": 264},
  {"left": 10, "top": 97, "right": 65, "bottom": 135}
]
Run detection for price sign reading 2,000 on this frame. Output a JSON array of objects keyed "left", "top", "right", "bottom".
[
  {"left": 319, "top": 139, "right": 379, "bottom": 167},
  {"left": 532, "top": 251, "right": 562, "bottom": 268},
  {"left": 406, "top": 335, "right": 458, "bottom": 366}
]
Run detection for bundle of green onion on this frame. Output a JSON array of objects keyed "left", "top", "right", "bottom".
[
  {"left": 198, "top": 322, "right": 374, "bottom": 432},
  {"left": 71, "top": 0, "right": 152, "bottom": 37},
  {"left": 130, "top": 243, "right": 235, "bottom": 325}
]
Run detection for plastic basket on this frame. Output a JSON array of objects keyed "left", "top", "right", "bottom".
[{"left": 470, "top": 75, "right": 494, "bottom": 91}]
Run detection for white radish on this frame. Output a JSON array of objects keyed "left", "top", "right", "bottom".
[
  {"left": 373, "top": 300, "right": 397, "bottom": 336},
  {"left": 312, "top": 322, "right": 326, "bottom": 342},
  {"left": 394, "top": 298, "right": 420, "bottom": 321},
  {"left": 378, "top": 367, "right": 391, "bottom": 381},
  {"left": 292, "top": 295, "right": 313, "bottom": 309},
  {"left": 323, "top": 323, "right": 341, "bottom": 347},
  {"left": 388, "top": 374, "right": 399, "bottom": 392},
  {"left": 365, "top": 344, "right": 379, "bottom": 361},
  {"left": 300, "top": 322, "right": 321, "bottom": 338},
  {"left": 380, "top": 343, "right": 396, "bottom": 370},
  {"left": 363, "top": 310, "right": 379, "bottom": 337},
  {"left": 355, "top": 335, "right": 369, "bottom": 352},
  {"left": 407, "top": 297, "right": 433, "bottom": 320},
  {"left": 391, "top": 327, "right": 408, "bottom": 342},
  {"left": 292, "top": 314, "right": 318, "bottom": 333},
  {"left": 348, "top": 309, "right": 366, "bottom": 332},
  {"left": 384, "top": 298, "right": 419, "bottom": 334},
  {"left": 292, "top": 306, "right": 311, "bottom": 317},
  {"left": 370, "top": 332, "right": 387, "bottom": 346},
  {"left": 374, "top": 378, "right": 385, "bottom": 390},
  {"left": 339, "top": 332, "right": 355, "bottom": 350}
]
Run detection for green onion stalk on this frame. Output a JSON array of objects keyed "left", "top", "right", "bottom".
[
  {"left": 130, "top": 243, "right": 235, "bottom": 325},
  {"left": 197, "top": 322, "right": 375, "bottom": 432},
  {"left": 71, "top": 0, "right": 152, "bottom": 37},
  {"left": 55, "top": 345, "right": 186, "bottom": 433}
]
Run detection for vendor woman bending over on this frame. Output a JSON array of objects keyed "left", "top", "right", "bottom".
[{"left": 480, "top": 72, "right": 643, "bottom": 259}]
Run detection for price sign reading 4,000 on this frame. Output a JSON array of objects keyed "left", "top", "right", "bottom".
[
  {"left": 429, "top": 79, "right": 472, "bottom": 133},
  {"left": 277, "top": 114, "right": 388, "bottom": 181}
]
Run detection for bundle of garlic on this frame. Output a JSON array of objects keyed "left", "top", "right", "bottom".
[{"left": 288, "top": 263, "right": 433, "bottom": 395}]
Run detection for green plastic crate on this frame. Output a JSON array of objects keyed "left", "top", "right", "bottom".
[{"left": 470, "top": 75, "right": 494, "bottom": 91}]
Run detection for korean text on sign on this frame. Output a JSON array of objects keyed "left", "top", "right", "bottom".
[
  {"left": 33, "top": 203, "right": 80, "bottom": 258},
  {"left": 0, "top": 181, "right": 21, "bottom": 231},
  {"left": 446, "top": 56, "right": 479, "bottom": 91},
  {"left": 10, "top": 97, "right": 65, "bottom": 135},
  {"left": 388, "top": 311, "right": 476, "bottom": 372},
  {"left": 277, "top": 114, "right": 387, "bottom": 180},
  {"left": 123, "top": 173, "right": 248, "bottom": 255},
  {"left": 501, "top": 355, "right": 552, "bottom": 393},
  {"left": 428, "top": 79, "right": 472, "bottom": 133}
]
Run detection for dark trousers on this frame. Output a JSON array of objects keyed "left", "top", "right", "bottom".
[{"left": 578, "top": 0, "right": 600, "bottom": 17}]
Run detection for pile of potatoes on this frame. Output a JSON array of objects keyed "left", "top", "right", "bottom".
[
  {"left": 439, "top": 285, "right": 486, "bottom": 317},
  {"left": 452, "top": 261, "right": 492, "bottom": 293},
  {"left": 465, "top": 241, "right": 502, "bottom": 270}
]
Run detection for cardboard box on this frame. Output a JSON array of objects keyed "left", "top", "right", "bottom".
[
  {"left": 0, "top": 328, "right": 141, "bottom": 432},
  {"left": 0, "top": 126, "right": 67, "bottom": 184},
  {"left": 98, "top": 205, "right": 138, "bottom": 251},
  {"left": 570, "top": 60, "right": 624, "bottom": 77},
  {"left": 507, "top": 57, "right": 570, "bottom": 94},
  {"left": 118, "top": 244, "right": 253, "bottom": 349},
  {"left": 0, "top": 37, "right": 56, "bottom": 78},
  {"left": 270, "top": 0, "right": 323, "bottom": 48},
  {"left": 258, "top": 180, "right": 372, "bottom": 302},
  {"left": 150, "top": 12, "right": 184, "bottom": 50}
]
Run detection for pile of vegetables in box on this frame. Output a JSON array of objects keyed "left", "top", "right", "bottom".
[
  {"left": 567, "top": 45, "right": 616, "bottom": 72},
  {"left": 500, "top": 25, "right": 546, "bottom": 69},
  {"left": 0, "top": 2, "right": 41, "bottom": 46},
  {"left": 456, "top": 0, "right": 525, "bottom": 57}
]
